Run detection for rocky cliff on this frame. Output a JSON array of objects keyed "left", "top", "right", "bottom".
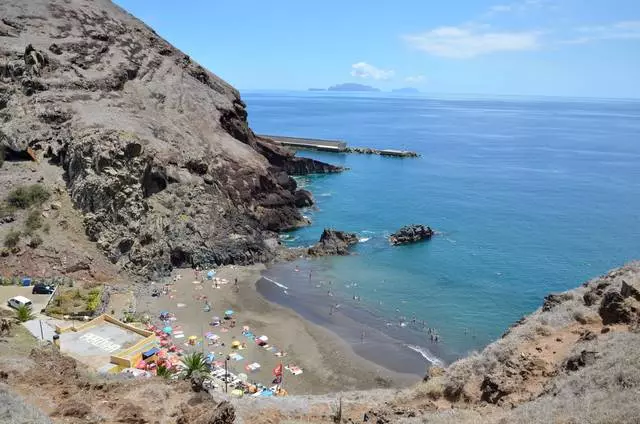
[{"left": 0, "top": 0, "right": 341, "bottom": 277}]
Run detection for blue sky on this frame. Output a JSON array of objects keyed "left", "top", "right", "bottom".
[{"left": 114, "top": 0, "right": 640, "bottom": 98}]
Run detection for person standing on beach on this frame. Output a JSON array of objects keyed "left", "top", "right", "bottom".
[
  {"left": 234, "top": 278, "right": 239, "bottom": 293},
  {"left": 309, "top": 270, "right": 312, "bottom": 282}
]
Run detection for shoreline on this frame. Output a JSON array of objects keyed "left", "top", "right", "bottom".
[
  {"left": 135, "top": 264, "right": 419, "bottom": 395},
  {"left": 258, "top": 260, "right": 451, "bottom": 374}
]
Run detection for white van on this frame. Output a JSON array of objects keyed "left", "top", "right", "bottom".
[{"left": 7, "top": 296, "right": 33, "bottom": 310}]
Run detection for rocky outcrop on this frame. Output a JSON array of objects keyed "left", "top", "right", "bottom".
[
  {"left": 389, "top": 224, "right": 434, "bottom": 245},
  {"left": 294, "top": 189, "right": 314, "bottom": 208},
  {"left": 255, "top": 137, "right": 344, "bottom": 175},
  {"left": 308, "top": 229, "right": 358, "bottom": 256},
  {"left": 0, "top": 0, "right": 342, "bottom": 277}
]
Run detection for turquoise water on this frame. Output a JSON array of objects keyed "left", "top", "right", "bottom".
[{"left": 244, "top": 91, "right": 640, "bottom": 364}]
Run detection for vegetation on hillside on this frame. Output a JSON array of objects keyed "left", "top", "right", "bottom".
[
  {"left": 15, "top": 305, "right": 35, "bottom": 322},
  {"left": 7, "top": 184, "right": 50, "bottom": 209},
  {"left": 4, "top": 229, "right": 21, "bottom": 248}
]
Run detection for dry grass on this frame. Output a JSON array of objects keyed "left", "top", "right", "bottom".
[
  {"left": 0, "top": 384, "right": 51, "bottom": 424},
  {"left": 502, "top": 331, "right": 640, "bottom": 424},
  {"left": 413, "top": 378, "right": 445, "bottom": 400}
]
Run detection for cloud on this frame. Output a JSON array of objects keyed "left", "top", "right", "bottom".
[
  {"left": 483, "top": 0, "right": 549, "bottom": 17},
  {"left": 405, "top": 75, "right": 426, "bottom": 83},
  {"left": 350, "top": 62, "right": 395, "bottom": 80},
  {"left": 562, "top": 20, "right": 640, "bottom": 44},
  {"left": 404, "top": 26, "right": 541, "bottom": 58}
]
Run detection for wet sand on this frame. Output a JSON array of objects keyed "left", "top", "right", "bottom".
[
  {"left": 136, "top": 264, "right": 418, "bottom": 395},
  {"left": 259, "top": 260, "right": 455, "bottom": 375}
]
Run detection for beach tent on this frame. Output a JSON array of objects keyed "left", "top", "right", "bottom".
[
  {"left": 211, "top": 316, "right": 221, "bottom": 325},
  {"left": 207, "top": 270, "right": 216, "bottom": 280},
  {"left": 224, "top": 310, "right": 234, "bottom": 317}
]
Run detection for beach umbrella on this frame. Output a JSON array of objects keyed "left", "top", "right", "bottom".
[
  {"left": 231, "top": 340, "right": 241, "bottom": 349},
  {"left": 231, "top": 389, "right": 244, "bottom": 397},
  {"left": 163, "top": 326, "right": 172, "bottom": 334},
  {"left": 258, "top": 335, "right": 268, "bottom": 342},
  {"left": 224, "top": 310, "right": 234, "bottom": 316}
]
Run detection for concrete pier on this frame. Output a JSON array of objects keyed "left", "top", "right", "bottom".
[
  {"left": 259, "top": 134, "right": 347, "bottom": 152},
  {"left": 258, "top": 134, "right": 419, "bottom": 157}
]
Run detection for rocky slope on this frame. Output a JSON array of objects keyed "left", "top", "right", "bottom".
[{"left": 0, "top": 0, "right": 341, "bottom": 278}]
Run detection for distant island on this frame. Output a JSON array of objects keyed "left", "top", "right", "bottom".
[
  {"left": 327, "top": 83, "right": 380, "bottom": 92},
  {"left": 308, "top": 88, "right": 326, "bottom": 92},
  {"left": 392, "top": 87, "right": 420, "bottom": 93}
]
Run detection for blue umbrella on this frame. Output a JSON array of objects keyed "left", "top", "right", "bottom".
[
  {"left": 225, "top": 310, "right": 234, "bottom": 316},
  {"left": 207, "top": 270, "right": 215, "bottom": 280},
  {"left": 163, "top": 326, "right": 172, "bottom": 334}
]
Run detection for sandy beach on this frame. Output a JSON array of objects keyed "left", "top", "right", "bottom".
[{"left": 135, "top": 264, "right": 419, "bottom": 395}]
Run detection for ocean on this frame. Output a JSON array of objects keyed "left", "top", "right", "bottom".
[{"left": 243, "top": 91, "right": 640, "bottom": 374}]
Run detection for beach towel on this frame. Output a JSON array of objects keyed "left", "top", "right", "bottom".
[{"left": 174, "top": 334, "right": 185, "bottom": 339}]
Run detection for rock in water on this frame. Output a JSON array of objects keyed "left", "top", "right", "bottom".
[
  {"left": 308, "top": 229, "right": 358, "bottom": 256},
  {"left": 389, "top": 224, "right": 434, "bottom": 245},
  {"left": 0, "top": 0, "right": 342, "bottom": 277},
  {"left": 294, "top": 189, "right": 314, "bottom": 207}
]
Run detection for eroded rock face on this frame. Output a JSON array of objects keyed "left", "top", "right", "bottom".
[
  {"left": 389, "top": 224, "right": 434, "bottom": 245},
  {"left": 308, "top": 229, "right": 358, "bottom": 256},
  {"left": 0, "top": 0, "right": 341, "bottom": 276}
]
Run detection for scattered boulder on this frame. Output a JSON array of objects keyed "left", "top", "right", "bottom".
[
  {"left": 578, "top": 330, "right": 597, "bottom": 342},
  {"left": 64, "top": 260, "right": 91, "bottom": 273},
  {"left": 50, "top": 201, "right": 62, "bottom": 210},
  {"left": 294, "top": 189, "right": 314, "bottom": 208},
  {"left": 599, "top": 291, "right": 636, "bottom": 324},
  {"left": 480, "top": 375, "right": 517, "bottom": 404},
  {"left": 542, "top": 293, "right": 573, "bottom": 312},
  {"left": 389, "top": 224, "right": 434, "bottom": 246},
  {"left": 621, "top": 279, "right": 640, "bottom": 301},
  {"left": 565, "top": 350, "right": 597, "bottom": 371},
  {"left": 308, "top": 229, "right": 358, "bottom": 256}
]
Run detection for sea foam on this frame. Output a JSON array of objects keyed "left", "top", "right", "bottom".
[
  {"left": 406, "top": 345, "right": 444, "bottom": 366},
  {"left": 262, "top": 276, "right": 289, "bottom": 291}
]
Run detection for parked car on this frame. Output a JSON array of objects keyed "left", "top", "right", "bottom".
[
  {"left": 7, "top": 296, "right": 33, "bottom": 310},
  {"left": 32, "top": 283, "right": 55, "bottom": 295}
]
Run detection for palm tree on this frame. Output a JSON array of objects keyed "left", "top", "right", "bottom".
[
  {"left": 15, "top": 305, "right": 35, "bottom": 322},
  {"left": 180, "top": 351, "right": 208, "bottom": 379}
]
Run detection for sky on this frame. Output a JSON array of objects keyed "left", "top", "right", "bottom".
[{"left": 113, "top": 0, "right": 640, "bottom": 98}]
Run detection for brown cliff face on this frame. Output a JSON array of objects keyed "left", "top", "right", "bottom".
[{"left": 0, "top": 0, "right": 341, "bottom": 276}]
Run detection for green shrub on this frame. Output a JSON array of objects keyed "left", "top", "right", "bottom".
[
  {"left": 42, "top": 223, "right": 50, "bottom": 234},
  {"left": 24, "top": 209, "right": 43, "bottom": 233},
  {"left": 15, "top": 304, "right": 35, "bottom": 322},
  {"left": 86, "top": 288, "right": 102, "bottom": 312},
  {"left": 27, "top": 235, "right": 43, "bottom": 248},
  {"left": 4, "top": 229, "right": 21, "bottom": 248},
  {"left": 7, "top": 184, "right": 50, "bottom": 209},
  {"left": 180, "top": 352, "right": 208, "bottom": 378}
]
